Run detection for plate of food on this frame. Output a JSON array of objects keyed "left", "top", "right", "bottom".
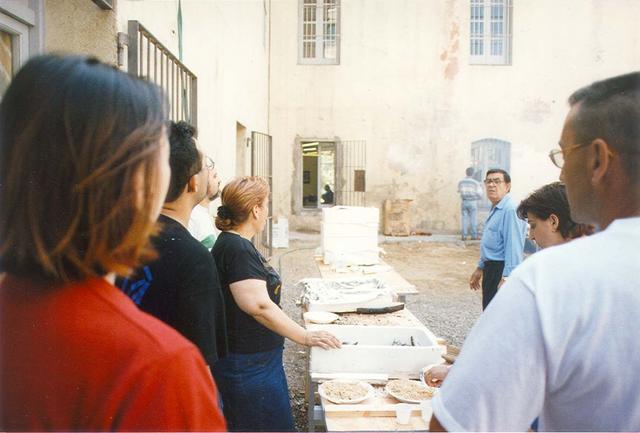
[
  {"left": 385, "top": 379, "right": 437, "bottom": 403},
  {"left": 303, "top": 311, "right": 340, "bottom": 324},
  {"left": 318, "top": 380, "right": 375, "bottom": 404}
]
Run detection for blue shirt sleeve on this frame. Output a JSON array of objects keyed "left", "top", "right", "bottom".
[{"left": 502, "top": 207, "right": 526, "bottom": 276}]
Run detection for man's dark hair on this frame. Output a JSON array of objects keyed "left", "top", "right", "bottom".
[
  {"left": 568, "top": 72, "right": 640, "bottom": 182},
  {"left": 517, "top": 182, "right": 579, "bottom": 239},
  {"left": 485, "top": 168, "right": 511, "bottom": 184},
  {"left": 165, "top": 121, "right": 201, "bottom": 202},
  {"left": 466, "top": 167, "right": 475, "bottom": 177}
]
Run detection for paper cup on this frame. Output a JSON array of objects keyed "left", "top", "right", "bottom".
[
  {"left": 420, "top": 400, "right": 431, "bottom": 423},
  {"left": 395, "top": 403, "right": 412, "bottom": 425}
]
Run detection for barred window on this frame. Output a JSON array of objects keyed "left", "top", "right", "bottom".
[
  {"left": 470, "top": 0, "right": 512, "bottom": 65},
  {"left": 299, "top": 0, "right": 340, "bottom": 65}
]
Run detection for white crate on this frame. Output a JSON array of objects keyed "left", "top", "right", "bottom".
[
  {"left": 322, "top": 206, "right": 379, "bottom": 224},
  {"left": 321, "top": 206, "right": 380, "bottom": 265}
]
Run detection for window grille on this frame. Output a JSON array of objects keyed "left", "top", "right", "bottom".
[
  {"left": 470, "top": 0, "right": 512, "bottom": 65},
  {"left": 299, "top": 0, "right": 340, "bottom": 64}
]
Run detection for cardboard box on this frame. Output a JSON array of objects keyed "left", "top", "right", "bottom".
[{"left": 383, "top": 199, "right": 412, "bottom": 236}]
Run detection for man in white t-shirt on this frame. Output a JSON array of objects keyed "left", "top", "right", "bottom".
[
  {"left": 189, "top": 155, "right": 220, "bottom": 250},
  {"left": 430, "top": 73, "right": 640, "bottom": 431}
]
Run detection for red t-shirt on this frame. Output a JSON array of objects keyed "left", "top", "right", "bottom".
[{"left": 0, "top": 274, "right": 227, "bottom": 431}]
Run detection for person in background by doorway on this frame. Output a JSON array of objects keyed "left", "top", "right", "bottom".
[
  {"left": 190, "top": 154, "right": 221, "bottom": 250},
  {"left": 469, "top": 169, "right": 527, "bottom": 310},
  {"left": 457, "top": 167, "right": 484, "bottom": 240},
  {"left": 321, "top": 184, "right": 334, "bottom": 205}
]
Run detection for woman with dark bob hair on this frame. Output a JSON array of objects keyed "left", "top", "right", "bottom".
[
  {"left": 211, "top": 176, "right": 340, "bottom": 432},
  {"left": 516, "top": 182, "right": 594, "bottom": 249},
  {"left": 0, "top": 55, "right": 225, "bottom": 431}
]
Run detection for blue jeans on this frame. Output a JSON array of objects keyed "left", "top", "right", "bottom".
[
  {"left": 212, "top": 346, "right": 294, "bottom": 432},
  {"left": 461, "top": 200, "right": 478, "bottom": 239}
]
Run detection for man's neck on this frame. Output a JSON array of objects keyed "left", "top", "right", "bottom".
[
  {"left": 490, "top": 193, "right": 508, "bottom": 207},
  {"left": 161, "top": 200, "right": 194, "bottom": 228},
  {"left": 598, "top": 199, "right": 640, "bottom": 229}
]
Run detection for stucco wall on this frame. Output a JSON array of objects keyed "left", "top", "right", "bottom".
[
  {"left": 269, "top": 0, "right": 640, "bottom": 232},
  {"left": 44, "top": 0, "right": 117, "bottom": 64},
  {"left": 117, "top": 0, "right": 270, "bottom": 195}
]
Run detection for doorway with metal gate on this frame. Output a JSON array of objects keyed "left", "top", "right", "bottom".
[
  {"left": 251, "top": 131, "right": 273, "bottom": 259},
  {"left": 299, "top": 139, "right": 366, "bottom": 209}
]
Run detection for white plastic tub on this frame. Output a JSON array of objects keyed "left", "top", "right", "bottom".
[{"left": 309, "top": 325, "right": 444, "bottom": 377}]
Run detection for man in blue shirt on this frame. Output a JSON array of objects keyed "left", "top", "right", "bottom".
[
  {"left": 457, "top": 167, "right": 484, "bottom": 240},
  {"left": 469, "top": 169, "right": 527, "bottom": 309}
]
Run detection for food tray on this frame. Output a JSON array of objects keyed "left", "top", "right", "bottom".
[
  {"left": 318, "top": 380, "right": 375, "bottom": 404},
  {"left": 385, "top": 379, "right": 437, "bottom": 403}
]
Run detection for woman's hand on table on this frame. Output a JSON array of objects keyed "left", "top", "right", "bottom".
[{"left": 304, "top": 330, "right": 342, "bottom": 349}]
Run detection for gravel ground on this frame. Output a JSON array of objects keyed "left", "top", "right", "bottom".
[{"left": 272, "top": 234, "right": 482, "bottom": 431}]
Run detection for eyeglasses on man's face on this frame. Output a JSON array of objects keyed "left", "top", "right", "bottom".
[
  {"left": 484, "top": 178, "right": 504, "bottom": 186},
  {"left": 549, "top": 142, "right": 587, "bottom": 169}
]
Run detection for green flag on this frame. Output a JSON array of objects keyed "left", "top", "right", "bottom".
[{"left": 177, "top": 0, "right": 183, "bottom": 61}]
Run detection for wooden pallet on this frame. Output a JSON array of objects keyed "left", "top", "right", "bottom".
[{"left": 321, "top": 388, "right": 431, "bottom": 431}]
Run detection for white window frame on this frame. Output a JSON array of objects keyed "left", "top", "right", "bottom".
[
  {"left": 298, "top": 0, "right": 340, "bottom": 65},
  {"left": 470, "top": 0, "right": 512, "bottom": 65},
  {"left": 0, "top": 8, "right": 31, "bottom": 73}
]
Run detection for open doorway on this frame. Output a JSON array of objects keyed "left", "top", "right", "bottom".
[
  {"left": 302, "top": 141, "right": 335, "bottom": 209},
  {"left": 236, "top": 122, "right": 250, "bottom": 176}
]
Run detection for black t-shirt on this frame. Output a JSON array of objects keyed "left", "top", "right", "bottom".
[
  {"left": 211, "top": 231, "right": 284, "bottom": 354},
  {"left": 117, "top": 214, "right": 228, "bottom": 365}
]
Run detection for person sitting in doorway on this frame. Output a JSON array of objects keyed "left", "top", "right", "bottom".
[{"left": 321, "top": 184, "right": 334, "bottom": 204}]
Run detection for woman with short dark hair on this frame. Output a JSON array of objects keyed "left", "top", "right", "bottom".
[
  {"left": 516, "top": 182, "right": 594, "bottom": 249},
  {"left": 0, "top": 55, "right": 225, "bottom": 431}
]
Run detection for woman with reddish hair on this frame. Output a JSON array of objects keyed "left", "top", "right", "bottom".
[
  {"left": 0, "top": 55, "right": 225, "bottom": 431},
  {"left": 211, "top": 176, "right": 340, "bottom": 432}
]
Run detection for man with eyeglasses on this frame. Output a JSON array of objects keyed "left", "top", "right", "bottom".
[
  {"left": 117, "top": 121, "right": 228, "bottom": 374},
  {"left": 469, "top": 168, "right": 527, "bottom": 310},
  {"left": 189, "top": 155, "right": 221, "bottom": 250},
  {"left": 430, "top": 73, "right": 640, "bottom": 431}
]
